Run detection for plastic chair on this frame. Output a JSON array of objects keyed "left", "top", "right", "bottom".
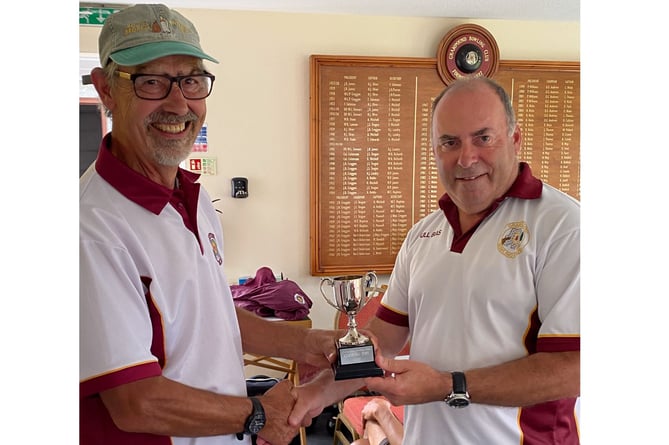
[{"left": 331, "top": 293, "right": 408, "bottom": 445}]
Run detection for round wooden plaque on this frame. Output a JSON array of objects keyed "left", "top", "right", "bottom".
[{"left": 436, "top": 24, "right": 500, "bottom": 85}]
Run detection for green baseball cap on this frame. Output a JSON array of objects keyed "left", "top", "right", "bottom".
[{"left": 98, "top": 3, "right": 219, "bottom": 67}]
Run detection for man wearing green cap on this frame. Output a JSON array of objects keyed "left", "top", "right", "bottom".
[{"left": 80, "top": 4, "right": 336, "bottom": 445}]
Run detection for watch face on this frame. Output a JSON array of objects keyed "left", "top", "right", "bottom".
[
  {"left": 447, "top": 395, "right": 470, "bottom": 408},
  {"left": 248, "top": 415, "right": 265, "bottom": 434},
  {"left": 245, "top": 398, "right": 266, "bottom": 434}
]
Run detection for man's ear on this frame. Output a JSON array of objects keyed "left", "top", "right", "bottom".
[
  {"left": 90, "top": 67, "right": 115, "bottom": 112},
  {"left": 512, "top": 124, "right": 522, "bottom": 154}
]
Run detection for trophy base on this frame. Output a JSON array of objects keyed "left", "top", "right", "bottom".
[{"left": 333, "top": 341, "right": 384, "bottom": 381}]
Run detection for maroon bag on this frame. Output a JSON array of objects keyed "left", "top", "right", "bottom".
[{"left": 230, "top": 267, "right": 312, "bottom": 321}]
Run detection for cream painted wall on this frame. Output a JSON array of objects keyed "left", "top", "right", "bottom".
[{"left": 80, "top": 10, "right": 579, "bottom": 333}]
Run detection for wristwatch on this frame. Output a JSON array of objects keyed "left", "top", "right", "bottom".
[
  {"left": 243, "top": 397, "right": 266, "bottom": 435},
  {"left": 445, "top": 371, "right": 470, "bottom": 408}
]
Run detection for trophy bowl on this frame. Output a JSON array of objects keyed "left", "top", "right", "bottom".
[{"left": 320, "top": 272, "right": 385, "bottom": 380}]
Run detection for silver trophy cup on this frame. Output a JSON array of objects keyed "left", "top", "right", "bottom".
[{"left": 320, "top": 272, "right": 385, "bottom": 380}]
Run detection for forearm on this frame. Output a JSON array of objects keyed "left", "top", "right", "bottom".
[
  {"left": 312, "top": 368, "right": 368, "bottom": 406},
  {"left": 367, "top": 350, "right": 579, "bottom": 408},
  {"left": 466, "top": 351, "right": 580, "bottom": 406},
  {"left": 100, "top": 376, "right": 250, "bottom": 436},
  {"left": 290, "top": 368, "right": 368, "bottom": 427},
  {"left": 237, "top": 307, "right": 307, "bottom": 360},
  {"left": 365, "top": 318, "right": 410, "bottom": 358},
  {"left": 237, "top": 307, "right": 336, "bottom": 370}
]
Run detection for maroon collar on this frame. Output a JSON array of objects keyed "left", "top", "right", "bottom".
[
  {"left": 95, "top": 133, "right": 201, "bottom": 215},
  {"left": 438, "top": 162, "right": 542, "bottom": 245}
]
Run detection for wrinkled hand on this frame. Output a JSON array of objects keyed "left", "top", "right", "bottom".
[
  {"left": 257, "top": 380, "right": 300, "bottom": 445},
  {"left": 288, "top": 370, "right": 336, "bottom": 428},
  {"left": 362, "top": 353, "right": 450, "bottom": 406},
  {"left": 302, "top": 328, "right": 339, "bottom": 369},
  {"left": 360, "top": 397, "right": 393, "bottom": 422}
]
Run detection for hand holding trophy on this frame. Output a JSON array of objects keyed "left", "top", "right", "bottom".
[{"left": 320, "top": 272, "right": 386, "bottom": 380}]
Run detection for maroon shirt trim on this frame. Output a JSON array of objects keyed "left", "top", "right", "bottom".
[
  {"left": 80, "top": 361, "right": 162, "bottom": 398},
  {"left": 376, "top": 305, "right": 409, "bottom": 327},
  {"left": 95, "top": 133, "right": 201, "bottom": 216},
  {"left": 520, "top": 398, "right": 580, "bottom": 445},
  {"left": 95, "top": 133, "right": 203, "bottom": 248},
  {"left": 537, "top": 336, "right": 580, "bottom": 353},
  {"left": 438, "top": 162, "right": 543, "bottom": 253},
  {"left": 80, "top": 362, "right": 168, "bottom": 445}
]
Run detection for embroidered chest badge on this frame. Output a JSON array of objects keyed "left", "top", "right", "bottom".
[
  {"left": 208, "top": 233, "right": 223, "bottom": 265},
  {"left": 497, "top": 221, "right": 530, "bottom": 259}
]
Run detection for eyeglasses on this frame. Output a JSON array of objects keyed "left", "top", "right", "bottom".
[{"left": 115, "top": 70, "right": 215, "bottom": 100}]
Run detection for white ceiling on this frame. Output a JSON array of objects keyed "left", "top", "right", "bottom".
[{"left": 98, "top": 0, "right": 580, "bottom": 22}]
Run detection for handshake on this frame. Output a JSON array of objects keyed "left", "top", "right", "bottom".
[{"left": 246, "top": 325, "right": 415, "bottom": 445}]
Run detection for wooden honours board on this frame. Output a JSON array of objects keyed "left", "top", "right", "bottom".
[{"left": 309, "top": 55, "right": 580, "bottom": 275}]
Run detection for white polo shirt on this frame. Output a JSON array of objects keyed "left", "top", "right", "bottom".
[
  {"left": 378, "top": 163, "right": 580, "bottom": 444},
  {"left": 80, "top": 135, "right": 247, "bottom": 445}
]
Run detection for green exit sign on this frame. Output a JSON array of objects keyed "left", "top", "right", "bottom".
[{"left": 79, "top": 7, "right": 121, "bottom": 26}]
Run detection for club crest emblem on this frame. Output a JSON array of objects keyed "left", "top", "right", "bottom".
[
  {"left": 152, "top": 16, "right": 171, "bottom": 34},
  {"left": 497, "top": 221, "right": 529, "bottom": 259},
  {"left": 208, "top": 233, "right": 222, "bottom": 265}
]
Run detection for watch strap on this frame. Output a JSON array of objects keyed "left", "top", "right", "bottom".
[{"left": 451, "top": 371, "right": 467, "bottom": 394}]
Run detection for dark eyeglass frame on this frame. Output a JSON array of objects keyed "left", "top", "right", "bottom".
[{"left": 115, "top": 70, "right": 215, "bottom": 100}]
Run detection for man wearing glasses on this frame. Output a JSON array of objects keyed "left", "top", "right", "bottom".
[{"left": 80, "top": 4, "right": 335, "bottom": 445}]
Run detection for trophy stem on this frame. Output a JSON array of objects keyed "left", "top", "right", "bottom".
[
  {"left": 339, "top": 314, "right": 368, "bottom": 345},
  {"left": 347, "top": 316, "right": 358, "bottom": 336}
]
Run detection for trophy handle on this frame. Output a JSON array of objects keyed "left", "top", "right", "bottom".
[
  {"left": 365, "top": 271, "right": 378, "bottom": 290},
  {"left": 319, "top": 277, "right": 340, "bottom": 310},
  {"left": 361, "top": 271, "right": 379, "bottom": 306}
]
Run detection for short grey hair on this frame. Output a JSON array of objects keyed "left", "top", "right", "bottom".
[
  {"left": 432, "top": 77, "right": 517, "bottom": 136},
  {"left": 98, "top": 61, "right": 120, "bottom": 118}
]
